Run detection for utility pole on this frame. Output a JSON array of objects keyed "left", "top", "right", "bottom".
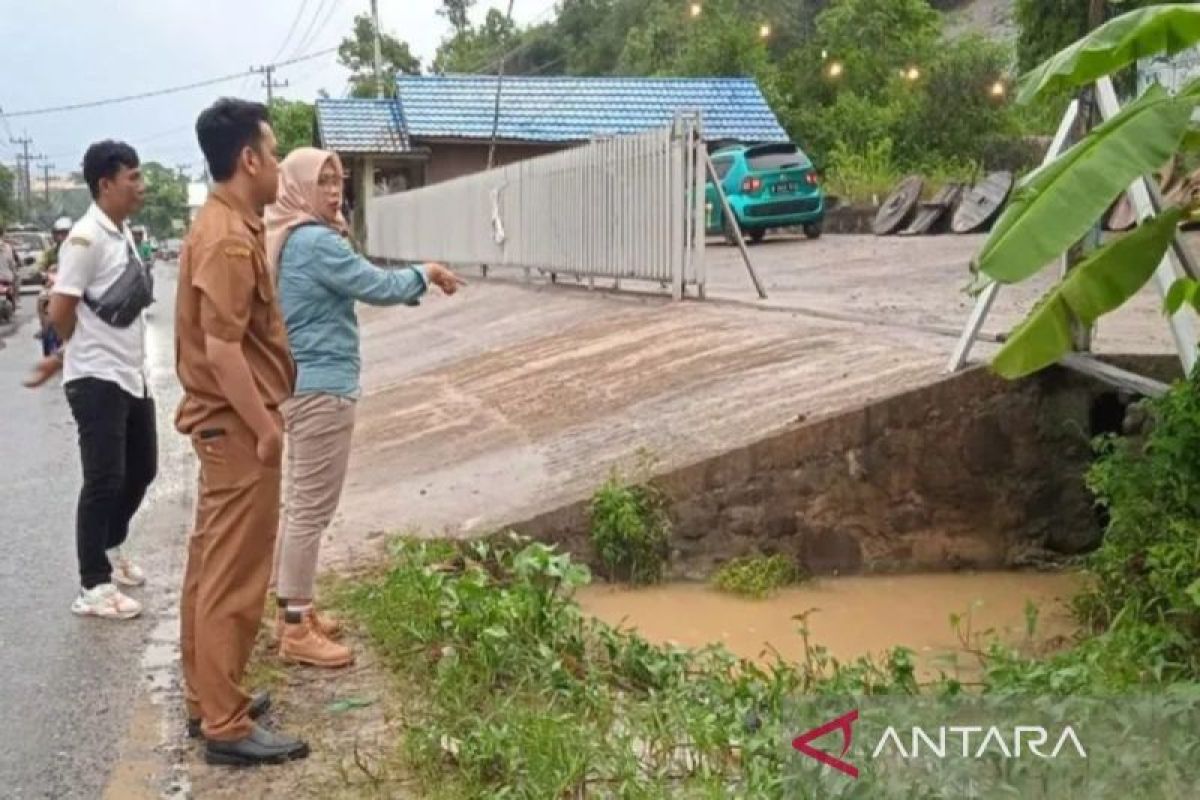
[
  {"left": 9, "top": 135, "right": 32, "bottom": 218},
  {"left": 371, "top": 0, "right": 385, "bottom": 98},
  {"left": 486, "top": 0, "right": 517, "bottom": 170},
  {"left": 41, "top": 163, "right": 54, "bottom": 205},
  {"left": 251, "top": 64, "right": 289, "bottom": 106}
]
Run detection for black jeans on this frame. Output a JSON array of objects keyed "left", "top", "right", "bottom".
[{"left": 64, "top": 377, "right": 158, "bottom": 589}]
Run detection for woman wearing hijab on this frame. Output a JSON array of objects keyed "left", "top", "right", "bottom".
[{"left": 266, "top": 147, "right": 464, "bottom": 668}]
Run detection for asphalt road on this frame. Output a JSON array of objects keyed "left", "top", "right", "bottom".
[{"left": 0, "top": 266, "right": 192, "bottom": 798}]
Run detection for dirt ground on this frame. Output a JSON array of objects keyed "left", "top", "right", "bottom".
[{"left": 185, "top": 620, "right": 414, "bottom": 800}]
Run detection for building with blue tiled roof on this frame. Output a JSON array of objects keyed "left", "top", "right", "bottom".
[{"left": 314, "top": 74, "right": 788, "bottom": 239}]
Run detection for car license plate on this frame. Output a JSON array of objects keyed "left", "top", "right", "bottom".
[{"left": 773, "top": 182, "right": 797, "bottom": 194}]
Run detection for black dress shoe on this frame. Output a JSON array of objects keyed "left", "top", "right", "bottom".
[
  {"left": 187, "top": 691, "right": 271, "bottom": 738},
  {"left": 204, "top": 723, "right": 309, "bottom": 766}
]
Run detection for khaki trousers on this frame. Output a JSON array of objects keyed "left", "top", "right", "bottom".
[
  {"left": 181, "top": 415, "right": 282, "bottom": 741},
  {"left": 272, "top": 393, "right": 356, "bottom": 601}
]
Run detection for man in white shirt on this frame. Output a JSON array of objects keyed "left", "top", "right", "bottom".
[{"left": 28, "top": 140, "right": 156, "bottom": 620}]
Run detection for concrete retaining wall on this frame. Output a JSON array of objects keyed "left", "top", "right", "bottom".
[{"left": 512, "top": 358, "right": 1180, "bottom": 578}]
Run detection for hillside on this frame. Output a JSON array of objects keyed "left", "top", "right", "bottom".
[{"left": 945, "top": 0, "right": 1018, "bottom": 41}]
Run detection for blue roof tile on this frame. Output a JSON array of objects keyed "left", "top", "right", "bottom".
[
  {"left": 315, "top": 77, "right": 789, "bottom": 153},
  {"left": 395, "top": 75, "right": 789, "bottom": 143},
  {"left": 314, "top": 98, "right": 413, "bottom": 154}
]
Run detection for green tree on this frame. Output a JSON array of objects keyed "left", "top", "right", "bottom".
[
  {"left": 616, "top": 0, "right": 775, "bottom": 81},
  {"left": 816, "top": 0, "right": 941, "bottom": 94},
  {"left": 898, "top": 34, "right": 1014, "bottom": 166},
  {"left": 555, "top": 0, "right": 630, "bottom": 75},
  {"left": 270, "top": 98, "right": 316, "bottom": 158},
  {"left": 135, "top": 162, "right": 187, "bottom": 239},
  {"left": 433, "top": 8, "right": 518, "bottom": 73},
  {"left": 0, "top": 164, "right": 15, "bottom": 225},
  {"left": 338, "top": 13, "right": 420, "bottom": 98},
  {"left": 438, "top": 0, "right": 476, "bottom": 34}
]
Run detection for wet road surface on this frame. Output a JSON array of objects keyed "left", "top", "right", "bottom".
[{"left": 0, "top": 266, "right": 192, "bottom": 798}]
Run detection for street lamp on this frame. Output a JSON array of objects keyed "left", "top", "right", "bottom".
[
  {"left": 690, "top": 3, "right": 702, "bottom": 17},
  {"left": 903, "top": 65, "right": 921, "bottom": 83},
  {"left": 759, "top": 23, "right": 771, "bottom": 39},
  {"left": 990, "top": 79, "right": 1007, "bottom": 99},
  {"left": 826, "top": 60, "right": 844, "bottom": 79}
]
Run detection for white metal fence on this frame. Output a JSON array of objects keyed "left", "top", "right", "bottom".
[{"left": 367, "top": 115, "right": 707, "bottom": 299}]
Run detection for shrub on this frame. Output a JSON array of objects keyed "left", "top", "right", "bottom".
[
  {"left": 588, "top": 469, "right": 671, "bottom": 584},
  {"left": 712, "top": 554, "right": 804, "bottom": 598}
]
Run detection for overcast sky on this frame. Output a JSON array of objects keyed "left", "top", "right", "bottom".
[{"left": 0, "top": 0, "right": 556, "bottom": 179}]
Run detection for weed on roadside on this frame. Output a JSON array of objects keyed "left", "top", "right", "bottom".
[{"left": 588, "top": 463, "right": 671, "bottom": 585}]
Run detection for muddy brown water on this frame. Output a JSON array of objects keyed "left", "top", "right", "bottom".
[{"left": 576, "top": 571, "right": 1082, "bottom": 680}]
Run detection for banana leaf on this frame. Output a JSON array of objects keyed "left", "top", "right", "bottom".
[
  {"left": 992, "top": 207, "right": 1184, "bottom": 380},
  {"left": 1018, "top": 5, "right": 1200, "bottom": 104},
  {"left": 1164, "top": 277, "right": 1200, "bottom": 315},
  {"left": 976, "top": 85, "right": 1192, "bottom": 285}
]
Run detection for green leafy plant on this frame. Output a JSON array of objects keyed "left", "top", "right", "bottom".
[
  {"left": 712, "top": 554, "right": 804, "bottom": 598},
  {"left": 977, "top": 4, "right": 1200, "bottom": 378},
  {"left": 588, "top": 468, "right": 671, "bottom": 585},
  {"left": 336, "top": 535, "right": 921, "bottom": 799}
]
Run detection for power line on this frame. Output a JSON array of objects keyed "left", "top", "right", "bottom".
[
  {"left": 271, "top": 0, "right": 312, "bottom": 63},
  {"left": 292, "top": 0, "right": 333, "bottom": 58},
  {"left": 297, "top": 0, "right": 342, "bottom": 58},
  {"left": 0, "top": 104, "right": 14, "bottom": 141},
  {"left": 2, "top": 47, "right": 337, "bottom": 120}
]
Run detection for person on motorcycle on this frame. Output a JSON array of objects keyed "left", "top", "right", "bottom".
[
  {"left": 37, "top": 217, "right": 72, "bottom": 355},
  {"left": 133, "top": 227, "right": 154, "bottom": 265},
  {"left": 0, "top": 222, "right": 18, "bottom": 284},
  {"left": 42, "top": 217, "right": 72, "bottom": 272},
  {"left": 0, "top": 223, "right": 19, "bottom": 320}
]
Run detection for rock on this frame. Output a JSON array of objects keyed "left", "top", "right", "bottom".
[
  {"left": 726, "top": 505, "right": 763, "bottom": 537},
  {"left": 800, "top": 528, "right": 864, "bottom": 574}
]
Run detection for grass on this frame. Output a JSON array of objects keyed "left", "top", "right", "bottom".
[
  {"left": 823, "top": 138, "right": 981, "bottom": 207},
  {"left": 332, "top": 534, "right": 923, "bottom": 799},
  {"left": 327, "top": 530, "right": 1200, "bottom": 798},
  {"left": 711, "top": 555, "right": 804, "bottom": 599}
]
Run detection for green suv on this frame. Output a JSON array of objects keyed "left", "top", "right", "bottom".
[{"left": 705, "top": 142, "right": 825, "bottom": 243}]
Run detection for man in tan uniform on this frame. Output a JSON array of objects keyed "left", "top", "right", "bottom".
[{"left": 176, "top": 98, "right": 306, "bottom": 766}]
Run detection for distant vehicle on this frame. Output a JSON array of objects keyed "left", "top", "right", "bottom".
[
  {"left": 6, "top": 230, "right": 52, "bottom": 284},
  {"left": 705, "top": 142, "right": 826, "bottom": 243},
  {"left": 159, "top": 239, "right": 183, "bottom": 260}
]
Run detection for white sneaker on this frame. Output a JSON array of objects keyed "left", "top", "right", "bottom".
[
  {"left": 71, "top": 583, "right": 142, "bottom": 620},
  {"left": 109, "top": 548, "right": 146, "bottom": 587}
]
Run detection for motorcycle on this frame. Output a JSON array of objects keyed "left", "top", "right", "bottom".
[{"left": 0, "top": 275, "right": 16, "bottom": 323}]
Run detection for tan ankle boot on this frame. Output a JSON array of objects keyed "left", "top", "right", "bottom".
[
  {"left": 308, "top": 608, "right": 342, "bottom": 639},
  {"left": 279, "top": 618, "right": 354, "bottom": 668},
  {"left": 275, "top": 607, "right": 342, "bottom": 642}
]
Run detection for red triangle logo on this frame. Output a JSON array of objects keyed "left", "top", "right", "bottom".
[{"left": 792, "top": 709, "right": 860, "bottom": 778}]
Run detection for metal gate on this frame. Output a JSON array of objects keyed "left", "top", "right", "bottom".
[{"left": 367, "top": 114, "right": 707, "bottom": 299}]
